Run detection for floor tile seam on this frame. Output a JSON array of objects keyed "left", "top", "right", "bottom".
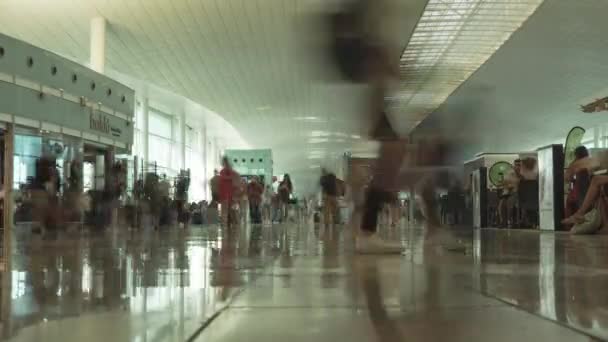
[
  {"left": 185, "top": 248, "right": 284, "bottom": 341},
  {"left": 473, "top": 287, "right": 603, "bottom": 341}
]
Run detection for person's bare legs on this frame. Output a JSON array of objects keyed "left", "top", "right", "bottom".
[
  {"left": 221, "top": 199, "right": 230, "bottom": 226},
  {"left": 563, "top": 175, "right": 608, "bottom": 223}
]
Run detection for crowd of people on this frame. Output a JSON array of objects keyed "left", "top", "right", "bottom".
[{"left": 206, "top": 157, "right": 298, "bottom": 227}]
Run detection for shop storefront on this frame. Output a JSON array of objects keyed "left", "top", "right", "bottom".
[{"left": 0, "top": 33, "right": 134, "bottom": 232}]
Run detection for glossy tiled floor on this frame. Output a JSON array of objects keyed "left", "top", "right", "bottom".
[{"left": 1, "top": 222, "right": 606, "bottom": 341}]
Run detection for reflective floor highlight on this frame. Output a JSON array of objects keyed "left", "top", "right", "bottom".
[{"left": 1, "top": 223, "right": 606, "bottom": 341}]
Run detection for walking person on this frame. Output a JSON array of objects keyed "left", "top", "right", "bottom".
[
  {"left": 320, "top": 168, "right": 338, "bottom": 229},
  {"left": 247, "top": 176, "right": 264, "bottom": 225},
  {"left": 262, "top": 184, "right": 273, "bottom": 225},
  {"left": 327, "top": 0, "right": 450, "bottom": 252},
  {"left": 278, "top": 174, "right": 293, "bottom": 222},
  {"left": 219, "top": 157, "right": 239, "bottom": 227},
  {"left": 209, "top": 169, "right": 220, "bottom": 207},
  {"left": 238, "top": 178, "right": 248, "bottom": 225}
]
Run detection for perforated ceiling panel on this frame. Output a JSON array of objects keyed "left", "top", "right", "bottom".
[{"left": 394, "top": 0, "right": 544, "bottom": 131}]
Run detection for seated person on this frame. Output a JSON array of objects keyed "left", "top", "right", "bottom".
[
  {"left": 562, "top": 174, "right": 608, "bottom": 225},
  {"left": 564, "top": 146, "right": 594, "bottom": 217}
]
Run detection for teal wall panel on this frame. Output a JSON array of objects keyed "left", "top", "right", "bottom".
[{"left": 0, "top": 33, "right": 134, "bottom": 146}]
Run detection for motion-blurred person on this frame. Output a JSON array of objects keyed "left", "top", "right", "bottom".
[
  {"left": 389, "top": 193, "right": 401, "bottom": 227},
  {"left": 238, "top": 178, "right": 248, "bottom": 225},
  {"left": 564, "top": 146, "right": 594, "bottom": 218},
  {"left": 209, "top": 169, "right": 220, "bottom": 207},
  {"left": 271, "top": 176, "right": 281, "bottom": 223},
  {"left": 175, "top": 172, "right": 190, "bottom": 228},
  {"left": 219, "top": 157, "right": 239, "bottom": 227},
  {"left": 31, "top": 157, "right": 62, "bottom": 234},
  {"left": 563, "top": 173, "right": 608, "bottom": 226},
  {"left": 498, "top": 160, "right": 522, "bottom": 227},
  {"left": 327, "top": 0, "right": 449, "bottom": 253},
  {"left": 262, "top": 184, "right": 273, "bottom": 224},
  {"left": 320, "top": 168, "right": 338, "bottom": 228},
  {"left": 247, "top": 176, "right": 264, "bottom": 224},
  {"left": 279, "top": 174, "right": 293, "bottom": 222}
]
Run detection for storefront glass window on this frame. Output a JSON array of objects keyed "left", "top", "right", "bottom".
[{"left": 13, "top": 131, "right": 42, "bottom": 189}]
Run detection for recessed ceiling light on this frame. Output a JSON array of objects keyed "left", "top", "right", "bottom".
[
  {"left": 294, "top": 116, "right": 325, "bottom": 122},
  {"left": 256, "top": 106, "right": 271, "bottom": 111}
]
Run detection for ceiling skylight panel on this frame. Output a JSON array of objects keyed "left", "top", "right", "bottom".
[{"left": 396, "top": 0, "right": 543, "bottom": 125}]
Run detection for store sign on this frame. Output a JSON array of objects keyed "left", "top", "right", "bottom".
[
  {"left": 90, "top": 112, "right": 122, "bottom": 138},
  {"left": 90, "top": 112, "right": 110, "bottom": 134}
]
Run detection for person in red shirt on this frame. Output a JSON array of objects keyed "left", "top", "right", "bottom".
[
  {"left": 247, "top": 176, "right": 264, "bottom": 224},
  {"left": 219, "top": 157, "right": 239, "bottom": 226}
]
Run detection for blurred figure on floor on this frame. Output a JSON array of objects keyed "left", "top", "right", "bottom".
[
  {"left": 279, "top": 174, "right": 293, "bottom": 222},
  {"left": 327, "top": 0, "right": 403, "bottom": 253},
  {"left": 262, "top": 184, "right": 273, "bottom": 224},
  {"left": 271, "top": 176, "right": 281, "bottom": 223},
  {"left": 320, "top": 168, "right": 338, "bottom": 228},
  {"left": 239, "top": 178, "right": 248, "bottom": 225},
  {"left": 209, "top": 169, "right": 220, "bottom": 207},
  {"left": 219, "top": 157, "right": 239, "bottom": 227},
  {"left": 565, "top": 146, "right": 593, "bottom": 218},
  {"left": 389, "top": 193, "right": 401, "bottom": 227},
  {"left": 498, "top": 159, "right": 522, "bottom": 227},
  {"left": 247, "top": 176, "right": 264, "bottom": 224}
]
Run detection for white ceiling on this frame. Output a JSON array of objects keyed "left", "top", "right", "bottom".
[
  {"left": 0, "top": 0, "right": 563, "bottom": 191},
  {"left": 414, "top": 0, "right": 608, "bottom": 159}
]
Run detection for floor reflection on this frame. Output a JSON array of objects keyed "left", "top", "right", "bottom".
[
  {"left": 475, "top": 229, "right": 608, "bottom": 339},
  {"left": 4, "top": 225, "right": 285, "bottom": 341},
  {"left": 4, "top": 223, "right": 608, "bottom": 341}
]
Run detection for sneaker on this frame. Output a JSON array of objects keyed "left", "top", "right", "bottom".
[{"left": 356, "top": 234, "right": 403, "bottom": 254}]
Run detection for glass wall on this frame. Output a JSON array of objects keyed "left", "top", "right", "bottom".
[
  {"left": 148, "top": 110, "right": 174, "bottom": 174},
  {"left": 130, "top": 99, "right": 227, "bottom": 202},
  {"left": 13, "top": 127, "right": 83, "bottom": 192},
  {"left": 13, "top": 132, "right": 42, "bottom": 189}
]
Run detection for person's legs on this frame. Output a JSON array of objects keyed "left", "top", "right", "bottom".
[
  {"left": 221, "top": 199, "right": 230, "bottom": 226},
  {"left": 249, "top": 201, "right": 255, "bottom": 222},
  {"left": 419, "top": 178, "right": 440, "bottom": 229},
  {"left": 564, "top": 175, "right": 608, "bottom": 223},
  {"left": 497, "top": 197, "right": 506, "bottom": 227},
  {"left": 254, "top": 203, "right": 261, "bottom": 224},
  {"left": 361, "top": 188, "right": 385, "bottom": 233},
  {"left": 282, "top": 202, "right": 289, "bottom": 222},
  {"left": 262, "top": 204, "right": 269, "bottom": 223},
  {"left": 323, "top": 194, "right": 337, "bottom": 228},
  {"left": 330, "top": 196, "right": 339, "bottom": 224},
  {"left": 323, "top": 194, "right": 330, "bottom": 227},
  {"left": 391, "top": 202, "right": 400, "bottom": 227}
]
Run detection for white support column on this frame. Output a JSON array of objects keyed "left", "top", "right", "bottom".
[
  {"left": 202, "top": 126, "right": 208, "bottom": 200},
  {"left": 90, "top": 17, "right": 106, "bottom": 73},
  {"left": 593, "top": 126, "right": 600, "bottom": 148},
  {"left": 142, "top": 98, "right": 149, "bottom": 168},
  {"left": 180, "top": 111, "right": 186, "bottom": 170},
  {"left": 215, "top": 138, "right": 220, "bottom": 164}
]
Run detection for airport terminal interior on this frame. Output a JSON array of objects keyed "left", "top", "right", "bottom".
[{"left": 0, "top": 0, "right": 608, "bottom": 341}]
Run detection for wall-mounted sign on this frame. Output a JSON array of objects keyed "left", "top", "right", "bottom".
[
  {"left": 90, "top": 111, "right": 122, "bottom": 138},
  {"left": 90, "top": 112, "right": 111, "bottom": 134}
]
